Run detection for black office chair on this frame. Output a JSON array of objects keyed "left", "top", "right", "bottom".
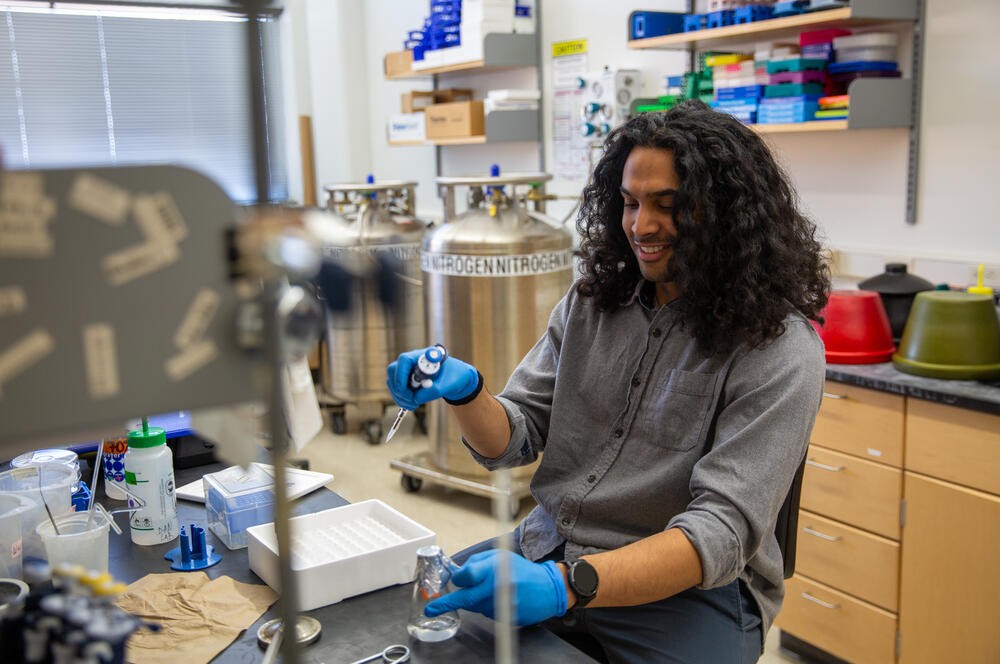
[{"left": 774, "top": 456, "right": 808, "bottom": 579}]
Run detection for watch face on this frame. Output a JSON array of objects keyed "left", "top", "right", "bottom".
[{"left": 571, "top": 560, "right": 599, "bottom": 597}]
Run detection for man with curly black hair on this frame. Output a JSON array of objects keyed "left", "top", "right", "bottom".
[{"left": 388, "top": 100, "right": 831, "bottom": 663}]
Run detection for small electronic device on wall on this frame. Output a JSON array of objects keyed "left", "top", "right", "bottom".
[{"left": 576, "top": 67, "right": 641, "bottom": 139}]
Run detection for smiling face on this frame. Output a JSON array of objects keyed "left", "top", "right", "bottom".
[{"left": 620, "top": 146, "right": 681, "bottom": 306}]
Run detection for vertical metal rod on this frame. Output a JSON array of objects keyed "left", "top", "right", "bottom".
[
  {"left": 246, "top": 0, "right": 271, "bottom": 204},
  {"left": 905, "top": 0, "right": 925, "bottom": 225},
  {"left": 267, "top": 283, "right": 301, "bottom": 664},
  {"left": 493, "top": 468, "right": 517, "bottom": 664}
]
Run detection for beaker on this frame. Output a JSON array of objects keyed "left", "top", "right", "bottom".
[{"left": 406, "top": 545, "right": 459, "bottom": 642}]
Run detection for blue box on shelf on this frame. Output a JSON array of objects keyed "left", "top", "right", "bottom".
[
  {"left": 757, "top": 100, "right": 819, "bottom": 123},
  {"left": 630, "top": 11, "right": 685, "bottom": 40},
  {"left": 828, "top": 60, "right": 899, "bottom": 74},
  {"left": 683, "top": 14, "right": 705, "bottom": 32},
  {"left": 733, "top": 5, "right": 775, "bottom": 24},
  {"left": 705, "top": 10, "right": 735, "bottom": 29},
  {"left": 715, "top": 84, "right": 764, "bottom": 101},
  {"left": 431, "top": 0, "right": 461, "bottom": 12},
  {"left": 773, "top": 0, "right": 808, "bottom": 17}
]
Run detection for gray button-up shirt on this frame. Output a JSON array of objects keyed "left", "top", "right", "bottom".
[{"left": 465, "top": 280, "right": 825, "bottom": 636}]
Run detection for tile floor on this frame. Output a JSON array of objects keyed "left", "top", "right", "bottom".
[{"left": 299, "top": 412, "right": 803, "bottom": 663}]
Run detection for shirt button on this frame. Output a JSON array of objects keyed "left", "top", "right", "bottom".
[
  {"left": 614, "top": 428, "right": 623, "bottom": 437},
  {"left": 631, "top": 376, "right": 641, "bottom": 387},
  {"left": 561, "top": 518, "right": 571, "bottom": 526},
  {"left": 587, "top": 474, "right": 596, "bottom": 483},
  {"left": 651, "top": 328, "right": 662, "bottom": 338}
]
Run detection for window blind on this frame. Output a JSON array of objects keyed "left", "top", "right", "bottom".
[{"left": 0, "top": 4, "right": 287, "bottom": 203}]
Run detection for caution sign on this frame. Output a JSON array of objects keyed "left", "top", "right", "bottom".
[
  {"left": 552, "top": 39, "right": 587, "bottom": 58},
  {"left": 422, "top": 250, "right": 574, "bottom": 277}
]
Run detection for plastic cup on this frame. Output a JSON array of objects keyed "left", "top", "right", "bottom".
[
  {"left": 36, "top": 509, "right": 112, "bottom": 575},
  {"left": 813, "top": 290, "right": 896, "bottom": 364},
  {"left": 0, "top": 494, "right": 33, "bottom": 579},
  {"left": 0, "top": 463, "right": 76, "bottom": 563}
]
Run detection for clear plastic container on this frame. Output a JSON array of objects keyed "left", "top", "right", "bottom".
[
  {"left": 833, "top": 32, "right": 898, "bottom": 62},
  {"left": 36, "top": 509, "right": 112, "bottom": 574},
  {"left": 0, "top": 493, "right": 33, "bottom": 579},
  {"left": 0, "top": 463, "right": 76, "bottom": 563},
  {"left": 203, "top": 464, "right": 275, "bottom": 550}
]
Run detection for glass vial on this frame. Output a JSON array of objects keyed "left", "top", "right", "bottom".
[{"left": 407, "top": 545, "right": 460, "bottom": 642}]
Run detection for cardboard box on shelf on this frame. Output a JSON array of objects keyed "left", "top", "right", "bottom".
[
  {"left": 387, "top": 113, "right": 426, "bottom": 142},
  {"left": 435, "top": 88, "right": 474, "bottom": 104},
  {"left": 401, "top": 90, "right": 438, "bottom": 113},
  {"left": 425, "top": 100, "right": 485, "bottom": 139},
  {"left": 384, "top": 49, "right": 413, "bottom": 78}
]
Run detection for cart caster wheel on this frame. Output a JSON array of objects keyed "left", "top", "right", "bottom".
[
  {"left": 401, "top": 475, "right": 423, "bottom": 493},
  {"left": 330, "top": 413, "right": 347, "bottom": 435},
  {"left": 362, "top": 420, "right": 383, "bottom": 445}
]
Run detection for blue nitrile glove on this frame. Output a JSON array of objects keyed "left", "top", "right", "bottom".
[
  {"left": 424, "top": 550, "right": 568, "bottom": 626},
  {"left": 386, "top": 346, "right": 482, "bottom": 411}
]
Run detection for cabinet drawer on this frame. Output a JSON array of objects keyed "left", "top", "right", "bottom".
[
  {"left": 905, "top": 399, "right": 1000, "bottom": 495},
  {"left": 812, "top": 381, "right": 904, "bottom": 466},
  {"left": 795, "top": 509, "right": 900, "bottom": 612},
  {"left": 778, "top": 575, "right": 897, "bottom": 664},
  {"left": 800, "top": 445, "right": 903, "bottom": 539}
]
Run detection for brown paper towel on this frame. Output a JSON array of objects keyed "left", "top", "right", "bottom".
[{"left": 116, "top": 572, "right": 278, "bottom": 664}]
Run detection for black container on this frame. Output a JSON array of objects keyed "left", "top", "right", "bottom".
[{"left": 858, "top": 263, "right": 934, "bottom": 342}]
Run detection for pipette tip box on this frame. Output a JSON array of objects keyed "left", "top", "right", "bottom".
[
  {"left": 247, "top": 499, "right": 436, "bottom": 611},
  {"left": 204, "top": 464, "right": 275, "bottom": 550}
]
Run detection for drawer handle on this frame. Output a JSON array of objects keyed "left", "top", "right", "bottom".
[
  {"left": 801, "top": 592, "right": 840, "bottom": 610},
  {"left": 803, "top": 526, "right": 842, "bottom": 542},
  {"left": 822, "top": 391, "right": 848, "bottom": 400},
  {"left": 806, "top": 459, "right": 845, "bottom": 472}
]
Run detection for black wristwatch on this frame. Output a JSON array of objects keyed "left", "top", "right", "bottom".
[{"left": 564, "top": 558, "right": 599, "bottom": 608}]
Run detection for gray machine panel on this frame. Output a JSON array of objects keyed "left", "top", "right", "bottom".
[{"left": 0, "top": 165, "right": 259, "bottom": 454}]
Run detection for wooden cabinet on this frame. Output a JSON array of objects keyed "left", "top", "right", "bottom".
[
  {"left": 779, "top": 383, "right": 1000, "bottom": 663},
  {"left": 897, "top": 421, "right": 1000, "bottom": 662},
  {"left": 778, "top": 385, "right": 904, "bottom": 661}
]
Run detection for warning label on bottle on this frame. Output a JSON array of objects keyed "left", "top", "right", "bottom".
[{"left": 421, "top": 250, "right": 574, "bottom": 277}]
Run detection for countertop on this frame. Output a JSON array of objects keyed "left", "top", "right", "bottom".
[{"left": 825, "top": 362, "right": 1000, "bottom": 416}]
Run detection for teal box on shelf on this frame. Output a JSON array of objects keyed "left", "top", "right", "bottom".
[{"left": 204, "top": 464, "right": 275, "bottom": 550}]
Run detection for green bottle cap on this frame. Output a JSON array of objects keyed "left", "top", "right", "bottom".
[{"left": 127, "top": 417, "right": 166, "bottom": 448}]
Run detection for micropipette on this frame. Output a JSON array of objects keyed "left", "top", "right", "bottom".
[{"left": 385, "top": 345, "right": 448, "bottom": 443}]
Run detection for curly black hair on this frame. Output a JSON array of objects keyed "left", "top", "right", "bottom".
[{"left": 575, "top": 100, "right": 830, "bottom": 354}]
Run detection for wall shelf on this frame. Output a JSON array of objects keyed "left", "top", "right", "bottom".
[
  {"left": 385, "top": 33, "right": 539, "bottom": 80},
  {"left": 750, "top": 78, "right": 913, "bottom": 132},
  {"left": 627, "top": 0, "right": 917, "bottom": 51},
  {"left": 389, "top": 109, "right": 539, "bottom": 147}
]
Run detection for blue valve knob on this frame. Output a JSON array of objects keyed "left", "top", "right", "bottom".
[
  {"left": 584, "top": 102, "right": 602, "bottom": 115},
  {"left": 580, "top": 122, "right": 597, "bottom": 137}
]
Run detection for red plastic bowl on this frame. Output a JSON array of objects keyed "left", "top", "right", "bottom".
[{"left": 813, "top": 290, "right": 896, "bottom": 364}]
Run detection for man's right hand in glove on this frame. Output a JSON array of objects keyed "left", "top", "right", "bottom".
[{"left": 386, "top": 347, "right": 483, "bottom": 411}]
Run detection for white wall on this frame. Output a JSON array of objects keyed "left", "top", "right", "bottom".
[{"left": 295, "top": 0, "right": 1000, "bottom": 285}]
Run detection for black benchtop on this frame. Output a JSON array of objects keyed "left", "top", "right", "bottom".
[{"left": 825, "top": 363, "right": 1000, "bottom": 416}]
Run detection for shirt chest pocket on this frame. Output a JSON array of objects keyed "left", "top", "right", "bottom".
[{"left": 638, "top": 369, "right": 717, "bottom": 451}]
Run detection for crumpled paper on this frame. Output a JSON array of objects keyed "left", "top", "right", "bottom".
[{"left": 116, "top": 572, "right": 278, "bottom": 664}]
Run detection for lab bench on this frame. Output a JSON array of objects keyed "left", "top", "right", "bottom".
[{"left": 105, "top": 463, "right": 598, "bottom": 663}]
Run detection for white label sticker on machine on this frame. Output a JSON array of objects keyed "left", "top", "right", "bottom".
[{"left": 421, "top": 250, "right": 574, "bottom": 277}]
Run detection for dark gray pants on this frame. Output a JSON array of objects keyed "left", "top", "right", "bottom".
[{"left": 452, "top": 531, "right": 762, "bottom": 664}]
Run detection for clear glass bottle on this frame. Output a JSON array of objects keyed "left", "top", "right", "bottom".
[{"left": 407, "top": 545, "right": 460, "bottom": 642}]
